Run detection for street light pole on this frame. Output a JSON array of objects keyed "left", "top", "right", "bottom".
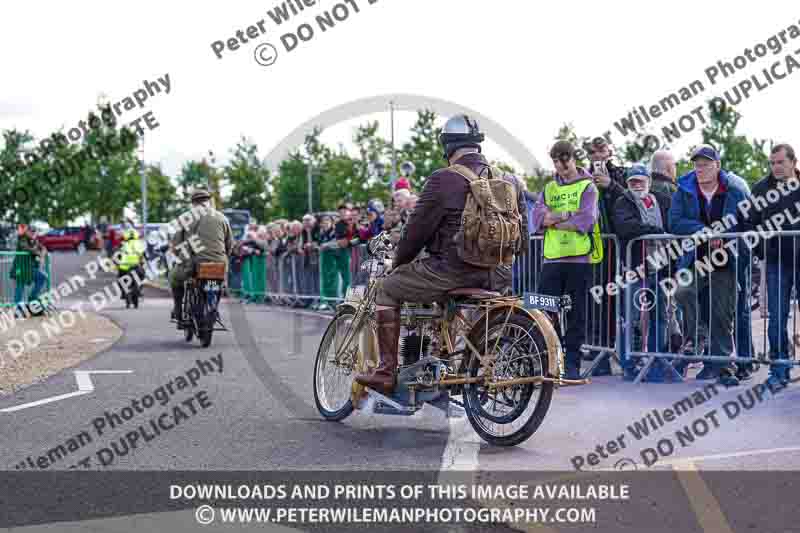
[
  {"left": 140, "top": 136, "right": 147, "bottom": 227},
  {"left": 307, "top": 157, "right": 313, "bottom": 214},
  {"left": 389, "top": 100, "right": 397, "bottom": 189}
]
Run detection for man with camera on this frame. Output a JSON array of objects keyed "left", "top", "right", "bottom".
[
  {"left": 582, "top": 137, "right": 627, "bottom": 375},
  {"left": 586, "top": 136, "right": 627, "bottom": 234}
]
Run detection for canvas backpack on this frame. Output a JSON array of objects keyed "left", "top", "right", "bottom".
[{"left": 449, "top": 164, "right": 522, "bottom": 268}]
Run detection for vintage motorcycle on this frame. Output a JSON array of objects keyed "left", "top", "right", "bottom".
[
  {"left": 312, "top": 231, "right": 588, "bottom": 447},
  {"left": 118, "top": 263, "right": 143, "bottom": 309},
  {"left": 178, "top": 262, "right": 228, "bottom": 348}
]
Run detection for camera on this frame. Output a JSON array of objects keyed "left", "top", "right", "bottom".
[{"left": 592, "top": 160, "right": 605, "bottom": 175}]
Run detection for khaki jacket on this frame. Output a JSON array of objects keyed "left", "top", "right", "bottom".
[{"left": 172, "top": 206, "right": 234, "bottom": 264}]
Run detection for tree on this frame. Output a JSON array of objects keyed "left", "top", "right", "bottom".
[
  {"left": 353, "top": 121, "right": 391, "bottom": 188},
  {"left": 1, "top": 105, "right": 141, "bottom": 226},
  {"left": 274, "top": 153, "right": 310, "bottom": 220},
  {"left": 0, "top": 129, "right": 35, "bottom": 223},
  {"left": 620, "top": 131, "right": 662, "bottom": 165},
  {"left": 131, "top": 163, "right": 178, "bottom": 222},
  {"left": 79, "top": 108, "right": 141, "bottom": 224},
  {"left": 179, "top": 157, "right": 223, "bottom": 206},
  {"left": 398, "top": 110, "right": 443, "bottom": 188},
  {"left": 320, "top": 150, "right": 358, "bottom": 210},
  {"left": 699, "top": 101, "right": 771, "bottom": 186},
  {"left": 224, "top": 136, "right": 272, "bottom": 222}
]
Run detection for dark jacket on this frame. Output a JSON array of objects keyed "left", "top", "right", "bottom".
[
  {"left": 394, "top": 152, "right": 529, "bottom": 268},
  {"left": 650, "top": 171, "right": 677, "bottom": 196},
  {"left": 613, "top": 190, "right": 672, "bottom": 272},
  {"left": 602, "top": 160, "right": 628, "bottom": 190},
  {"left": 334, "top": 220, "right": 356, "bottom": 249},
  {"left": 300, "top": 225, "right": 320, "bottom": 266},
  {"left": 594, "top": 160, "right": 627, "bottom": 234},
  {"left": 318, "top": 226, "right": 341, "bottom": 255},
  {"left": 748, "top": 169, "right": 800, "bottom": 265}
]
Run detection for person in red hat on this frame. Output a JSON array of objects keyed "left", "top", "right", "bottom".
[{"left": 394, "top": 177, "right": 411, "bottom": 192}]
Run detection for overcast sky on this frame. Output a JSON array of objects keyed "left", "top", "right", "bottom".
[{"left": 2, "top": 0, "right": 799, "bottom": 179}]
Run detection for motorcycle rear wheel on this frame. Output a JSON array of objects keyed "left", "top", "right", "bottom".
[{"left": 462, "top": 312, "right": 554, "bottom": 447}]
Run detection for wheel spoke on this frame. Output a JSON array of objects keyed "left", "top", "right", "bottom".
[{"left": 464, "top": 318, "right": 552, "bottom": 444}]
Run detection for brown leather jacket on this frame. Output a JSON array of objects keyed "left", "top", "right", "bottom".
[{"left": 394, "top": 152, "right": 529, "bottom": 270}]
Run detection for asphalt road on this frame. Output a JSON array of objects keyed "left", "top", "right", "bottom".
[{"left": 1, "top": 251, "right": 798, "bottom": 532}]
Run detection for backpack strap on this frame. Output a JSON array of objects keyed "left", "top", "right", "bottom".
[{"left": 449, "top": 164, "right": 483, "bottom": 183}]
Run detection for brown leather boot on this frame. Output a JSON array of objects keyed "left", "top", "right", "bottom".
[{"left": 355, "top": 308, "right": 400, "bottom": 395}]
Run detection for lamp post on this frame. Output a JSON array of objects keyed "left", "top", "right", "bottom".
[
  {"left": 307, "top": 157, "right": 313, "bottom": 214},
  {"left": 140, "top": 140, "right": 147, "bottom": 227},
  {"left": 389, "top": 100, "right": 397, "bottom": 189}
]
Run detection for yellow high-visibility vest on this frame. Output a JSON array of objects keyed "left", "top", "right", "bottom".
[
  {"left": 543, "top": 179, "right": 603, "bottom": 263},
  {"left": 119, "top": 239, "right": 144, "bottom": 269}
]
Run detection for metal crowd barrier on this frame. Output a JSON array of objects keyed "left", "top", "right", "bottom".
[
  {"left": 244, "top": 236, "right": 623, "bottom": 376},
  {"left": 624, "top": 231, "right": 800, "bottom": 383},
  {"left": 240, "top": 254, "right": 267, "bottom": 302},
  {"left": 513, "top": 234, "right": 623, "bottom": 376},
  {"left": 0, "top": 252, "right": 53, "bottom": 309}
]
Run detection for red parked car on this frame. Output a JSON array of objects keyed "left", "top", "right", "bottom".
[
  {"left": 38, "top": 227, "right": 102, "bottom": 251},
  {"left": 105, "top": 224, "right": 169, "bottom": 254}
]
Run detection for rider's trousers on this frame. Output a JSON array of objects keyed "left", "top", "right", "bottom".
[{"left": 376, "top": 256, "right": 511, "bottom": 307}]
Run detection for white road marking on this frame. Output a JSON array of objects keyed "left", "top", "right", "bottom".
[
  {"left": 658, "top": 445, "right": 800, "bottom": 468},
  {"left": 0, "top": 370, "right": 133, "bottom": 413},
  {"left": 439, "top": 417, "right": 481, "bottom": 471}
]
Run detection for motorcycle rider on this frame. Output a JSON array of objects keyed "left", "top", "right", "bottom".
[
  {"left": 354, "top": 115, "right": 529, "bottom": 394},
  {"left": 169, "top": 188, "right": 234, "bottom": 321},
  {"left": 117, "top": 229, "right": 145, "bottom": 300}
]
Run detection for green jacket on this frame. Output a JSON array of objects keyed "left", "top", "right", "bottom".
[
  {"left": 172, "top": 206, "right": 234, "bottom": 265},
  {"left": 11, "top": 234, "right": 44, "bottom": 285}
]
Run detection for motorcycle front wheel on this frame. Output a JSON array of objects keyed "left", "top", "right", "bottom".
[{"left": 313, "top": 306, "right": 371, "bottom": 421}]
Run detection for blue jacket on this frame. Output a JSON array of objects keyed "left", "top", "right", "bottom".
[{"left": 669, "top": 169, "right": 752, "bottom": 272}]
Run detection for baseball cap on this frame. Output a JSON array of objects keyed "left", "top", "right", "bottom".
[
  {"left": 691, "top": 144, "right": 720, "bottom": 162},
  {"left": 626, "top": 164, "right": 651, "bottom": 180},
  {"left": 590, "top": 136, "right": 609, "bottom": 149}
]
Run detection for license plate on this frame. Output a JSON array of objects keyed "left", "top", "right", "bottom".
[
  {"left": 523, "top": 293, "right": 561, "bottom": 313},
  {"left": 203, "top": 280, "right": 222, "bottom": 291},
  {"left": 345, "top": 286, "right": 366, "bottom": 302}
]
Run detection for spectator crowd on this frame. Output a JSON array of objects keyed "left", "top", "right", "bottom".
[
  {"left": 231, "top": 138, "right": 800, "bottom": 389},
  {"left": 232, "top": 180, "right": 419, "bottom": 311}
]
